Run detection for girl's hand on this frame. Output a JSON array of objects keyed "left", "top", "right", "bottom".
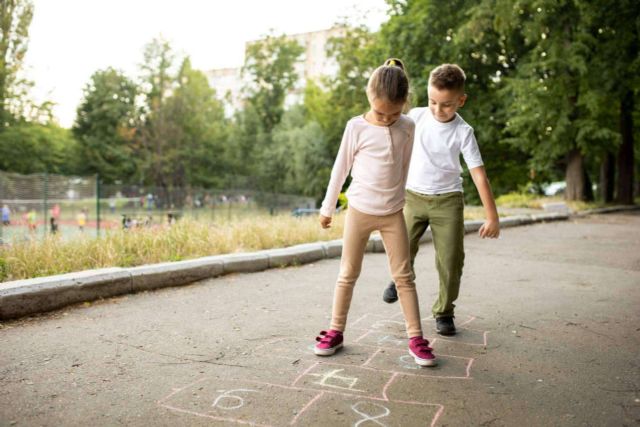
[
  {"left": 478, "top": 219, "right": 500, "bottom": 239},
  {"left": 319, "top": 215, "right": 332, "bottom": 229}
]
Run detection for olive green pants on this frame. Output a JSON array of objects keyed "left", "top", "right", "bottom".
[{"left": 404, "top": 189, "right": 465, "bottom": 318}]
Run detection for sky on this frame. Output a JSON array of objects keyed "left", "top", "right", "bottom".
[{"left": 24, "top": 0, "right": 389, "bottom": 128}]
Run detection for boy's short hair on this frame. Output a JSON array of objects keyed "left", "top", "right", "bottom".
[{"left": 429, "top": 64, "right": 466, "bottom": 92}]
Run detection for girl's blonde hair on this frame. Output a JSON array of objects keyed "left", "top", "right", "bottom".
[{"left": 367, "top": 58, "right": 409, "bottom": 105}]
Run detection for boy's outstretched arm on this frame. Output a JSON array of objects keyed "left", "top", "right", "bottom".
[{"left": 469, "top": 166, "right": 500, "bottom": 239}]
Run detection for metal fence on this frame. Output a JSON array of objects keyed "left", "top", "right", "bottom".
[{"left": 0, "top": 171, "right": 316, "bottom": 243}]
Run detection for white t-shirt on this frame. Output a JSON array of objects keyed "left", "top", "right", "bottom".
[
  {"left": 320, "top": 115, "right": 415, "bottom": 217},
  {"left": 406, "top": 107, "right": 484, "bottom": 195}
]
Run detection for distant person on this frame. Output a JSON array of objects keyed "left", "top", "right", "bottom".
[
  {"left": 27, "top": 209, "right": 37, "bottom": 232},
  {"left": 313, "top": 58, "right": 436, "bottom": 367},
  {"left": 76, "top": 209, "right": 87, "bottom": 232},
  {"left": 167, "top": 212, "right": 176, "bottom": 226},
  {"left": 51, "top": 203, "right": 61, "bottom": 220},
  {"left": 381, "top": 64, "right": 500, "bottom": 336},
  {"left": 109, "top": 198, "right": 116, "bottom": 214},
  {"left": 50, "top": 217, "right": 59, "bottom": 235},
  {"left": 122, "top": 215, "right": 132, "bottom": 230},
  {"left": 1, "top": 204, "right": 10, "bottom": 226}
]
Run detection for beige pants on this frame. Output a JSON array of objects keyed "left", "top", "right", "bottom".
[{"left": 330, "top": 207, "right": 423, "bottom": 337}]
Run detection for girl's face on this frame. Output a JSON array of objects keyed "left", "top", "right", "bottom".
[{"left": 366, "top": 95, "right": 404, "bottom": 126}]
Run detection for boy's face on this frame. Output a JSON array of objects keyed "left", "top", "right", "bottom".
[{"left": 428, "top": 85, "right": 467, "bottom": 123}]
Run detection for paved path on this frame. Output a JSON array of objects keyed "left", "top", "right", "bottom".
[{"left": 1, "top": 212, "right": 639, "bottom": 426}]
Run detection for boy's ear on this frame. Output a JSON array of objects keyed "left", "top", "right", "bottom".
[{"left": 458, "top": 94, "right": 468, "bottom": 108}]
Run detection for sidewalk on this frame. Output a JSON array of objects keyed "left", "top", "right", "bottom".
[{"left": 1, "top": 211, "right": 639, "bottom": 426}]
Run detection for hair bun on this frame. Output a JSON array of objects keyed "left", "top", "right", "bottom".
[{"left": 384, "top": 57, "right": 405, "bottom": 70}]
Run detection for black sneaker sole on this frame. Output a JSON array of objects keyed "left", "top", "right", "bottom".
[
  {"left": 383, "top": 295, "right": 398, "bottom": 304},
  {"left": 383, "top": 284, "right": 398, "bottom": 304},
  {"left": 436, "top": 329, "right": 456, "bottom": 336}
]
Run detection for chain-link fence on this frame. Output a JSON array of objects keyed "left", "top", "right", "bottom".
[
  {"left": 0, "top": 171, "right": 317, "bottom": 243},
  {"left": 0, "top": 171, "right": 98, "bottom": 242}
]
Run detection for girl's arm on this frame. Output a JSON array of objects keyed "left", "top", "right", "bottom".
[
  {"left": 319, "top": 122, "right": 356, "bottom": 227},
  {"left": 401, "top": 125, "right": 415, "bottom": 189},
  {"left": 469, "top": 166, "right": 500, "bottom": 238}
]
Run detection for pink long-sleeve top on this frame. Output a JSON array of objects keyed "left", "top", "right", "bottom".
[{"left": 320, "top": 114, "right": 415, "bottom": 217}]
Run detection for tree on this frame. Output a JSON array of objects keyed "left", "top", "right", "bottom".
[
  {"left": 489, "top": 0, "right": 601, "bottom": 201},
  {"left": 136, "top": 46, "right": 230, "bottom": 197},
  {"left": 242, "top": 32, "right": 304, "bottom": 134},
  {"left": 72, "top": 68, "right": 139, "bottom": 183},
  {"left": 0, "top": 122, "right": 76, "bottom": 174},
  {"left": 587, "top": 0, "right": 639, "bottom": 204},
  {"left": 163, "top": 58, "right": 229, "bottom": 189},
  {"left": 269, "top": 105, "right": 331, "bottom": 197},
  {"left": 136, "top": 37, "right": 178, "bottom": 189},
  {"left": 236, "top": 32, "right": 304, "bottom": 192},
  {"left": 0, "top": 0, "right": 32, "bottom": 126}
]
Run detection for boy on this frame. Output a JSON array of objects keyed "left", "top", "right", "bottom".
[{"left": 382, "top": 64, "right": 500, "bottom": 336}]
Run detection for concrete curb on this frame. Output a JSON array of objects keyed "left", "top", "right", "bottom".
[{"left": 1, "top": 206, "right": 637, "bottom": 320}]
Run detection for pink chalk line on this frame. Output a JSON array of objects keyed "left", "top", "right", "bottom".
[
  {"left": 458, "top": 315, "right": 476, "bottom": 327},
  {"left": 350, "top": 313, "right": 370, "bottom": 328},
  {"left": 156, "top": 376, "right": 208, "bottom": 405},
  {"left": 158, "top": 403, "right": 271, "bottom": 427},
  {"left": 435, "top": 330, "right": 490, "bottom": 347},
  {"left": 361, "top": 348, "right": 382, "bottom": 366},
  {"left": 381, "top": 371, "right": 399, "bottom": 400},
  {"left": 308, "top": 359, "right": 474, "bottom": 381},
  {"left": 353, "top": 329, "right": 372, "bottom": 343},
  {"left": 159, "top": 376, "right": 444, "bottom": 426},
  {"left": 291, "top": 361, "right": 320, "bottom": 387},
  {"left": 289, "top": 391, "right": 324, "bottom": 425}
]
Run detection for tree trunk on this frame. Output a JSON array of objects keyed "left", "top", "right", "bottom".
[
  {"left": 599, "top": 152, "right": 615, "bottom": 203},
  {"left": 584, "top": 165, "right": 594, "bottom": 202},
  {"left": 565, "top": 149, "right": 589, "bottom": 201},
  {"left": 615, "top": 90, "right": 635, "bottom": 205}
]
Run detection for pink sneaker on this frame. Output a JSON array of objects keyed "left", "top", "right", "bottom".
[
  {"left": 314, "top": 330, "right": 343, "bottom": 356},
  {"left": 409, "top": 336, "right": 437, "bottom": 367}
]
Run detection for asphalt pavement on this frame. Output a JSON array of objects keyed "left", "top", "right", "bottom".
[{"left": 1, "top": 211, "right": 639, "bottom": 426}]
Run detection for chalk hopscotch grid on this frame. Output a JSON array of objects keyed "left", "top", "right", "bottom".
[{"left": 157, "top": 313, "right": 490, "bottom": 426}]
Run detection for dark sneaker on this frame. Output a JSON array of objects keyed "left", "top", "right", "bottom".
[
  {"left": 436, "top": 316, "right": 456, "bottom": 336},
  {"left": 314, "top": 330, "right": 343, "bottom": 356},
  {"left": 383, "top": 281, "right": 398, "bottom": 303},
  {"left": 408, "top": 336, "right": 437, "bottom": 367}
]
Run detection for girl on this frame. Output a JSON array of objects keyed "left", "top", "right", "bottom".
[{"left": 314, "top": 58, "right": 436, "bottom": 367}]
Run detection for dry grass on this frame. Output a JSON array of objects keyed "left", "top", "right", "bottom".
[
  {"left": 1, "top": 194, "right": 625, "bottom": 283},
  {"left": 0, "top": 213, "right": 345, "bottom": 282}
]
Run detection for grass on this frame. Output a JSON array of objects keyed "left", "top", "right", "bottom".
[
  {"left": 0, "top": 214, "right": 345, "bottom": 283},
  {"left": 2, "top": 193, "right": 635, "bottom": 283}
]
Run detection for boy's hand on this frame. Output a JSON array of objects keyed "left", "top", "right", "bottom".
[
  {"left": 319, "top": 215, "right": 332, "bottom": 229},
  {"left": 478, "top": 218, "right": 500, "bottom": 239}
]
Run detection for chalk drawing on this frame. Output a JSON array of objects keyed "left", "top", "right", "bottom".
[
  {"left": 211, "top": 388, "right": 259, "bottom": 410},
  {"left": 371, "top": 319, "right": 405, "bottom": 330},
  {"left": 352, "top": 401, "right": 390, "bottom": 427},
  {"left": 309, "top": 368, "right": 364, "bottom": 392},
  {"left": 159, "top": 312, "right": 491, "bottom": 427},
  {"left": 377, "top": 335, "right": 405, "bottom": 346},
  {"left": 398, "top": 354, "right": 421, "bottom": 370}
]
